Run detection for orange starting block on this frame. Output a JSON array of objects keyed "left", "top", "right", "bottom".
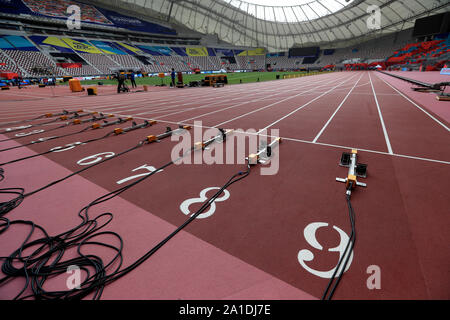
[{"left": 69, "top": 79, "right": 84, "bottom": 92}]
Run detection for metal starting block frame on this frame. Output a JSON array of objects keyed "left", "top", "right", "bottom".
[
  {"left": 247, "top": 137, "right": 281, "bottom": 165},
  {"left": 336, "top": 149, "right": 368, "bottom": 192},
  {"left": 195, "top": 128, "right": 234, "bottom": 150}
]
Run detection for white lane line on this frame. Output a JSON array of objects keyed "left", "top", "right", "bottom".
[
  {"left": 255, "top": 73, "right": 358, "bottom": 133},
  {"left": 0, "top": 74, "right": 336, "bottom": 119},
  {"left": 181, "top": 76, "right": 338, "bottom": 124},
  {"left": 86, "top": 114, "right": 450, "bottom": 166},
  {"left": 312, "top": 73, "right": 364, "bottom": 143},
  {"left": 375, "top": 72, "right": 450, "bottom": 132},
  {"left": 211, "top": 75, "right": 352, "bottom": 128},
  {"left": 125, "top": 75, "right": 336, "bottom": 121},
  {"left": 90, "top": 77, "right": 329, "bottom": 122},
  {"left": 369, "top": 72, "right": 393, "bottom": 155}
]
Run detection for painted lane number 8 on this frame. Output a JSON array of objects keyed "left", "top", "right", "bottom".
[{"left": 180, "top": 187, "right": 230, "bottom": 219}]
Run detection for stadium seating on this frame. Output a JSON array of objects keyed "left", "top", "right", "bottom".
[
  {"left": 108, "top": 55, "right": 145, "bottom": 70},
  {"left": 0, "top": 24, "right": 447, "bottom": 78},
  {"left": 78, "top": 53, "right": 119, "bottom": 74},
  {"left": 3, "top": 50, "right": 61, "bottom": 77}
]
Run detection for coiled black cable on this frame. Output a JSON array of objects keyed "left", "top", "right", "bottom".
[
  {"left": 0, "top": 188, "right": 24, "bottom": 217},
  {"left": 0, "top": 146, "right": 250, "bottom": 300}
]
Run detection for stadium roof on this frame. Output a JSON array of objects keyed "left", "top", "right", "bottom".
[
  {"left": 224, "top": 0, "right": 356, "bottom": 23},
  {"left": 91, "top": 0, "right": 450, "bottom": 51}
]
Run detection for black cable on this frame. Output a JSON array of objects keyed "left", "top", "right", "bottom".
[
  {"left": 0, "top": 142, "right": 250, "bottom": 300},
  {"left": 0, "top": 188, "right": 25, "bottom": 217},
  {"left": 0, "top": 124, "right": 168, "bottom": 217},
  {"left": 0, "top": 114, "right": 47, "bottom": 127},
  {"left": 321, "top": 187, "right": 356, "bottom": 300},
  {"left": 0, "top": 129, "right": 117, "bottom": 216},
  {"left": 0, "top": 117, "right": 61, "bottom": 134},
  {"left": 0, "top": 123, "right": 68, "bottom": 143},
  {"left": 0, "top": 126, "right": 92, "bottom": 153},
  {"left": 0, "top": 128, "right": 115, "bottom": 167},
  {"left": 0, "top": 112, "right": 94, "bottom": 135},
  {"left": 0, "top": 116, "right": 129, "bottom": 144},
  {"left": 24, "top": 140, "right": 146, "bottom": 198},
  {"left": 0, "top": 110, "right": 75, "bottom": 128}
]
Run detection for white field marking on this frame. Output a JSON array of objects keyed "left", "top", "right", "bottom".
[
  {"left": 0, "top": 83, "right": 257, "bottom": 113},
  {"left": 0, "top": 84, "right": 231, "bottom": 106},
  {"left": 210, "top": 75, "right": 353, "bottom": 128},
  {"left": 95, "top": 75, "right": 338, "bottom": 124},
  {"left": 171, "top": 76, "right": 337, "bottom": 123},
  {"left": 0, "top": 90, "right": 58, "bottom": 99},
  {"left": 369, "top": 72, "right": 393, "bottom": 155},
  {"left": 328, "top": 81, "right": 370, "bottom": 91},
  {"left": 255, "top": 73, "right": 359, "bottom": 133},
  {"left": 375, "top": 72, "right": 450, "bottom": 132},
  {"left": 0, "top": 76, "right": 315, "bottom": 111},
  {"left": 1, "top": 73, "right": 340, "bottom": 123},
  {"left": 0, "top": 88, "right": 253, "bottom": 122},
  {"left": 0, "top": 89, "right": 239, "bottom": 116},
  {"left": 0, "top": 74, "right": 337, "bottom": 119},
  {"left": 110, "top": 91, "right": 247, "bottom": 115},
  {"left": 89, "top": 85, "right": 309, "bottom": 120},
  {"left": 329, "top": 92, "right": 400, "bottom": 96},
  {"left": 94, "top": 77, "right": 332, "bottom": 116},
  {"left": 86, "top": 113, "right": 450, "bottom": 166},
  {"left": 131, "top": 88, "right": 285, "bottom": 116},
  {"left": 312, "top": 73, "right": 365, "bottom": 143},
  {"left": 150, "top": 96, "right": 283, "bottom": 120},
  {"left": 0, "top": 95, "right": 170, "bottom": 117}
]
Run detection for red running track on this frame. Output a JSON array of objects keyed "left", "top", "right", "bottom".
[{"left": 0, "top": 71, "right": 448, "bottom": 300}]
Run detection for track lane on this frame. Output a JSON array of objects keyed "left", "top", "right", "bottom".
[
  {"left": 316, "top": 72, "right": 390, "bottom": 153},
  {"left": 370, "top": 72, "right": 450, "bottom": 161}
]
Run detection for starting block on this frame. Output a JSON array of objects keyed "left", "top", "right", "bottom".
[
  {"left": 436, "top": 94, "right": 450, "bottom": 101},
  {"left": 201, "top": 129, "right": 234, "bottom": 150},
  {"left": 336, "top": 149, "right": 367, "bottom": 195},
  {"left": 87, "top": 87, "right": 98, "bottom": 96},
  {"left": 247, "top": 137, "right": 281, "bottom": 165}
]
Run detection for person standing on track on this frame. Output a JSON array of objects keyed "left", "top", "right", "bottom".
[
  {"left": 171, "top": 68, "right": 176, "bottom": 88},
  {"left": 130, "top": 71, "right": 137, "bottom": 88},
  {"left": 117, "top": 72, "right": 125, "bottom": 93}
]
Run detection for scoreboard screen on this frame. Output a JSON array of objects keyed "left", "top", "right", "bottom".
[
  {"left": 288, "top": 47, "right": 320, "bottom": 57},
  {"left": 413, "top": 13, "right": 450, "bottom": 37}
]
